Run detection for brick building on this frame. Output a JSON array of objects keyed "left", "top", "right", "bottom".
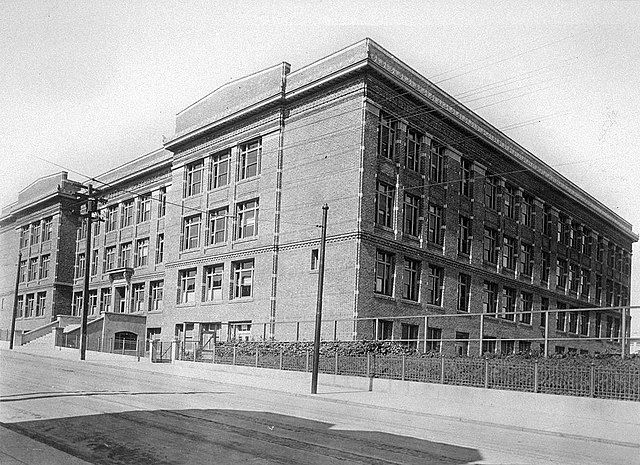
[{"left": 1, "top": 39, "right": 636, "bottom": 355}]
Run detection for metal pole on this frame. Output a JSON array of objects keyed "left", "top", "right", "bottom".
[
  {"left": 9, "top": 251, "right": 22, "bottom": 350},
  {"left": 478, "top": 313, "right": 484, "bottom": 356},
  {"left": 423, "top": 316, "right": 428, "bottom": 354},
  {"left": 621, "top": 307, "right": 627, "bottom": 359},
  {"left": 311, "top": 204, "right": 329, "bottom": 394},
  {"left": 80, "top": 184, "right": 94, "bottom": 360}
]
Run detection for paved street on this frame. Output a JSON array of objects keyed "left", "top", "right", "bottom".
[{"left": 1, "top": 349, "right": 638, "bottom": 464}]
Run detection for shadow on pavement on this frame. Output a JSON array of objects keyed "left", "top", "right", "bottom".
[{"left": 2, "top": 409, "right": 482, "bottom": 464}]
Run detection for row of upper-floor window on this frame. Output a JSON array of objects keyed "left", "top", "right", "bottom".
[
  {"left": 79, "top": 188, "right": 167, "bottom": 239},
  {"left": 19, "top": 217, "right": 53, "bottom": 248},
  {"left": 181, "top": 199, "right": 258, "bottom": 251},
  {"left": 75, "top": 234, "right": 164, "bottom": 277},
  {"left": 375, "top": 111, "right": 631, "bottom": 266},
  {"left": 183, "top": 138, "right": 262, "bottom": 198},
  {"left": 18, "top": 254, "right": 50, "bottom": 283},
  {"left": 72, "top": 280, "right": 164, "bottom": 315},
  {"left": 373, "top": 248, "right": 623, "bottom": 337},
  {"left": 15, "top": 291, "right": 47, "bottom": 319}
]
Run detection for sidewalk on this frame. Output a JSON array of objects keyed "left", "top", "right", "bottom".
[{"left": 5, "top": 342, "right": 640, "bottom": 449}]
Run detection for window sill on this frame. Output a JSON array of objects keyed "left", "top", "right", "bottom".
[
  {"left": 229, "top": 297, "right": 254, "bottom": 303},
  {"left": 399, "top": 298, "right": 420, "bottom": 306},
  {"left": 201, "top": 300, "right": 225, "bottom": 306},
  {"left": 236, "top": 175, "right": 261, "bottom": 186},
  {"left": 374, "top": 293, "right": 395, "bottom": 302},
  {"left": 176, "top": 303, "right": 196, "bottom": 308}
]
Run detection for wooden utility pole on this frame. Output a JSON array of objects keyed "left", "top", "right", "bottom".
[
  {"left": 9, "top": 251, "right": 22, "bottom": 350},
  {"left": 311, "top": 204, "right": 329, "bottom": 394},
  {"left": 79, "top": 184, "right": 97, "bottom": 360}
]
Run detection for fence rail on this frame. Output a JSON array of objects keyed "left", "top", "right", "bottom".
[{"left": 166, "top": 341, "right": 640, "bottom": 402}]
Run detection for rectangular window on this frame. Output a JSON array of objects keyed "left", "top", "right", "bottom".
[
  {"left": 571, "top": 222, "right": 581, "bottom": 250},
  {"left": 502, "top": 236, "right": 516, "bottom": 270},
  {"left": 36, "top": 291, "right": 46, "bottom": 317},
  {"left": 42, "top": 217, "right": 53, "bottom": 241},
  {"left": 19, "top": 225, "right": 29, "bottom": 248},
  {"left": 520, "top": 242, "right": 533, "bottom": 276},
  {"left": 88, "top": 290, "right": 98, "bottom": 316},
  {"left": 503, "top": 184, "right": 516, "bottom": 219},
  {"left": 75, "top": 253, "right": 85, "bottom": 279},
  {"left": 429, "top": 142, "right": 445, "bottom": 183},
  {"left": 520, "top": 291, "right": 532, "bottom": 324},
  {"left": 455, "top": 331, "right": 470, "bottom": 356},
  {"left": 402, "top": 258, "right": 420, "bottom": 301},
  {"left": 501, "top": 340, "right": 515, "bottom": 355},
  {"left": 403, "top": 193, "right": 419, "bottom": 237},
  {"left": 101, "top": 288, "right": 112, "bottom": 313},
  {"left": 207, "top": 207, "right": 228, "bottom": 245},
  {"left": 501, "top": 287, "right": 516, "bottom": 321},
  {"left": 178, "top": 268, "right": 197, "bottom": 304},
  {"left": 520, "top": 194, "right": 533, "bottom": 226},
  {"left": 77, "top": 218, "right": 87, "bottom": 241},
  {"left": 28, "top": 257, "right": 38, "bottom": 281},
  {"left": 16, "top": 295, "right": 24, "bottom": 318},
  {"left": 595, "top": 274, "right": 602, "bottom": 302},
  {"left": 581, "top": 269, "right": 590, "bottom": 298},
  {"left": 233, "top": 260, "right": 254, "bottom": 299},
  {"left": 39, "top": 255, "right": 50, "bottom": 279},
  {"left": 239, "top": 139, "right": 261, "bottom": 180},
  {"left": 401, "top": 324, "right": 419, "bottom": 350},
  {"left": 136, "top": 238, "right": 149, "bottom": 267},
  {"left": 311, "top": 249, "right": 319, "bottom": 271},
  {"left": 210, "top": 149, "right": 230, "bottom": 189},
  {"left": 556, "top": 302, "right": 567, "bottom": 331},
  {"left": 605, "top": 279, "right": 614, "bottom": 306},
  {"left": 457, "top": 273, "right": 471, "bottom": 312},
  {"left": 376, "top": 320, "right": 393, "bottom": 340},
  {"left": 540, "top": 297, "right": 549, "bottom": 328},
  {"left": 131, "top": 283, "right": 145, "bottom": 313},
  {"left": 377, "top": 112, "right": 396, "bottom": 159},
  {"left": 375, "top": 251, "right": 395, "bottom": 296},
  {"left": 203, "top": 264, "right": 224, "bottom": 302},
  {"left": 483, "top": 281, "right": 498, "bottom": 315},
  {"left": 158, "top": 187, "right": 166, "bottom": 218},
  {"left": 569, "top": 263, "right": 580, "bottom": 293},
  {"left": 596, "top": 236, "right": 604, "bottom": 262},
  {"left": 484, "top": 174, "right": 498, "bottom": 210},
  {"left": 483, "top": 228, "right": 498, "bottom": 264},
  {"left": 156, "top": 234, "right": 164, "bottom": 264},
  {"left": 579, "top": 311, "right": 589, "bottom": 336},
  {"left": 31, "top": 221, "right": 41, "bottom": 245},
  {"left": 376, "top": 181, "right": 394, "bottom": 228},
  {"left": 25, "top": 294, "right": 35, "bottom": 318},
  {"left": 458, "top": 215, "right": 471, "bottom": 255},
  {"left": 427, "top": 204, "right": 444, "bottom": 245},
  {"left": 104, "top": 246, "right": 116, "bottom": 272},
  {"left": 426, "top": 264, "right": 443, "bottom": 306},
  {"left": 236, "top": 200, "right": 258, "bottom": 240},
  {"left": 229, "top": 322, "right": 252, "bottom": 342},
  {"left": 542, "top": 204, "right": 551, "bottom": 236},
  {"left": 541, "top": 251, "right": 550, "bottom": 284},
  {"left": 137, "top": 194, "right": 151, "bottom": 223},
  {"left": 119, "top": 243, "right": 132, "bottom": 268},
  {"left": 405, "top": 128, "right": 421, "bottom": 172},
  {"left": 90, "top": 249, "right": 99, "bottom": 276},
  {"left": 72, "top": 292, "right": 83, "bottom": 317},
  {"left": 185, "top": 159, "right": 204, "bottom": 196},
  {"left": 105, "top": 206, "right": 118, "bottom": 232},
  {"left": 182, "top": 215, "right": 201, "bottom": 250},
  {"left": 120, "top": 200, "right": 134, "bottom": 228},
  {"left": 19, "top": 260, "right": 27, "bottom": 283},
  {"left": 426, "top": 327, "right": 442, "bottom": 352},
  {"left": 582, "top": 228, "right": 592, "bottom": 256},
  {"left": 605, "top": 315, "right": 613, "bottom": 338},
  {"left": 460, "top": 157, "right": 472, "bottom": 198},
  {"left": 568, "top": 311, "right": 578, "bottom": 333},
  {"left": 556, "top": 258, "right": 568, "bottom": 290},
  {"left": 149, "top": 280, "right": 164, "bottom": 311}
]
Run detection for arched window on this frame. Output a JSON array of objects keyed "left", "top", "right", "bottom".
[{"left": 114, "top": 331, "right": 138, "bottom": 352}]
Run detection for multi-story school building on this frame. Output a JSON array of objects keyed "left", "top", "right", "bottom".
[{"left": 1, "top": 39, "right": 636, "bottom": 355}]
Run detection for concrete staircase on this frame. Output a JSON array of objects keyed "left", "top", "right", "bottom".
[{"left": 17, "top": 332, "right": 54, "bottom": 353}]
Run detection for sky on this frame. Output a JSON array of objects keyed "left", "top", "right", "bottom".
[{"left": 1, "top": 0, "right": 639, "bottom": 332}]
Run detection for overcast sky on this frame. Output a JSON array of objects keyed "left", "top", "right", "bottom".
[{"left": 2, "top": 1, "right": 639, "bottom": 331}]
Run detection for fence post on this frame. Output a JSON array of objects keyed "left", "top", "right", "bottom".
[
  {"left": 402, "top": 355, "right": 406, "bottom": 381},
  {"left": 423, "top": 316, "right": 428, "bottom": 354},
  {"left": 212, "top": 343, "right": 216, "bottom": 364},
  {"left": 533, "top": 360, "right": 539, "bottom": 393},
  {"left": 255, "top": 346, "right": 259, "bottom": 367},
  {"left": 440, "top": 356, "right": 445, "bottom": 384},
  {"left": 122, "top": 340, "right": 125, "bottom": 356},
  {"left": 137, "top": 337, "right": 140, "bottom": 362},
  {"left": 279, "top": 347, "right": 283, "bottom": 370},
  {"left": 193, "top": 342, "right": 196, "bottom": 362},
  {"left": 484, "top": 358, "right": 489, "bottom": 389},
  {"left": 334, "top": 351, "right": 338, "bottom": 375},
  {"left": 590, "top": 363, "right": 595, "bottom": 398},
  {"left": 366, "top": 352, "right": 371, "bottom": 378},
  {"left": 233, "top": 345, "right": 237, "bottom": 365}
]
